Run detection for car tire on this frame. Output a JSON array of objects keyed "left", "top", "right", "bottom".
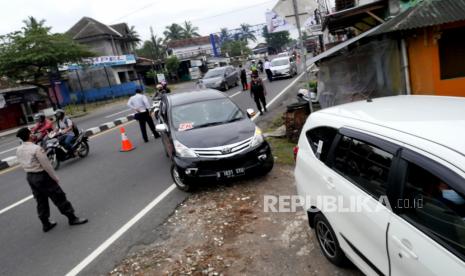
[
  {"left": 171, "top": 165, "right": 192, "bottom": 192},
  {"left": 224, "top": 83, "right": 229, "bottom": 91},
  {"left": 314, "top": 213, "right": 349, "bottom": 267}
]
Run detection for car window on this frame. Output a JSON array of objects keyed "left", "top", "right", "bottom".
[
  {"left": 401, "top": 161, "right": 465, "bottom": 258},
  {"left": 306, "top": 127, "right": 337, "bottom": 163},
  {"left": 271, "top": 59, "right": 289, "bottom": 66},
  {"left": 332, "top": 136, "right": 393, "bottom": 198}
]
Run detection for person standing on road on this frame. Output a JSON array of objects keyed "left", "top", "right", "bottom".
[
  {"left": 239, "top": 65, "right": 248, "bottom": 91},
  {"left": 264, "top": 58, "right": 273, "bottom": 82},
  {"left": 16, "top": 127, "right": 88, "bottom": 232},
  {"left": 127, "top": 88, "right": 160, "bottom": 142},
  {"left": 250, "top": 75, "right": 267, "bottom": 115}
]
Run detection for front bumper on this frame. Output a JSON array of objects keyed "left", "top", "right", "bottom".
[
  {"left": 173, "top": 142, "right": 273, "bottom": 184},
  {"left": 272, "top": 70, "right": 291, "bottom": 77},
  {"left": 204, "top": 82, "right": 222, "bottom": 89}
]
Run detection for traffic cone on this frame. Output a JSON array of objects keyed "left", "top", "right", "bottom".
[{"left": 120, "top": 127, "right": 136, "bottom": 152}]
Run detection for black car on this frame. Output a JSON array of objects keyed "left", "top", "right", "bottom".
[{"left": 155, "top": 89, "right": 274, "bottom": 191}]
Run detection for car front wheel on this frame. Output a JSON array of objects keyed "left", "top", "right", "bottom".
[
  {"left": 314, "top": 213, "right": 349, "bottom": 267},
  {"left": 171, "top": 165, "right": 192, "bottom": 192}
]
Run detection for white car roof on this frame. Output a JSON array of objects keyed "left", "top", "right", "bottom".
[{"left": 319, "top": 95, "right": 465, "bottom": 156}]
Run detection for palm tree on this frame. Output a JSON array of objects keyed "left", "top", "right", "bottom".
[
  {"left": 150, "top": 27, "right": 166, "bottom": 60},
  {"left": 128, "top": 25, "right": 141, "bottom": 46},
  {"left": 181, "top": 21, "right": 200, "bottom": 39},
  {"left": 220, "top": 28, "right": 231, "bottom": 43},
  {"left": 163, "top": 23, "right": 184, "bottom": 42},
  {"left": 22, "top": 16, "right": 49, "bottom": 34},
  {"left": 239, "top": 23, "right": 257, "bottom": 43}
]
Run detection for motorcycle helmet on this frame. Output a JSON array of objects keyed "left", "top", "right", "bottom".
[
  {"left": 55, "top": 109, "right": 65, "bottom": 120},
  {"left": 156, "top": 84, "right": 163, "bottom": 91},
  {"left": 34, "top": 113, "right": 46, "bottom": 123}
]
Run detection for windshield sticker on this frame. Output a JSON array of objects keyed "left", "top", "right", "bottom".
[{"left": 178, "top": 122, "right": 194, "bottom": 131}]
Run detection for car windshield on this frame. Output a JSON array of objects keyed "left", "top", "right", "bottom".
[
  {"left": 171, "top": 98, "right": 244, "bottom": 131},
  {"left": 271, "top": 59, "right": 289, "bottom": 66},
  {"left": 204, "top": 68, "right": 225, "bottom": 78}
]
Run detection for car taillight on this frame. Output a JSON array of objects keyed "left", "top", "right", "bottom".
[{"left": 293, "top": 145, "right": 299, "bottom": 161}]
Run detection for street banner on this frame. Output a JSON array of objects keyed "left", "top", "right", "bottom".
[{"left": 266, "top": 11, "right": 292, "bottom": 33}]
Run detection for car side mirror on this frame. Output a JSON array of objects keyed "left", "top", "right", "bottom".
[
  {"left": 156, "top": 124, "right": 168, "bottom": 132},
  {"left": 246, "top": 108, "right": 256, "bottom": 118}
]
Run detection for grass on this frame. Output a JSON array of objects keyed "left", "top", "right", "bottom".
[
  {"left": 265, "top": 115, "right": 284, "bottom": 132},
  {"left": 267, "top": 137, "right": 296, "bottom": 166}
]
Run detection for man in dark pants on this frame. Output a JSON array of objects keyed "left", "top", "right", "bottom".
[
  {"left": 127, "top": 88, "right": 160, "bottom": 142},
  {"left": 250, "top": 75, "right": 267, "bottom": 115},
  {"left": 239, "top": 65, "right": 248, "bottom": 91},
  {"left": 16, "top": 127, "right": 88, "bottom": 232}
]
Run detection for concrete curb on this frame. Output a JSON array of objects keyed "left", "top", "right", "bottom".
[{"left": 0, "top": 112, "right": 140, "bottom": 172}]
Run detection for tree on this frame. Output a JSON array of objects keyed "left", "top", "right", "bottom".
[
  {"left": 221, "top": 40, "right": 251, "bottom": 57},
  {"left": 219, "top": 28, "right": 231, "bottom": 43},
  {"left": 181, "top": 21, "right": 200, "bottom": 39},
  {"left": 0, "top": 17, "right": 95, "bottom": 91},
  {"left": 165, "top": 55, "right": 180, "bottom": 77},
  {"left": 262, "top": 26, "right": 290, "bottom": 52},
  {"left": 128, "top": 25, "right": 141, "bottom": 46},
  {"left": 163, "top": 23, "right": 184, "bottom": 42},
  {"left": 239, "top": 23, "right": 257, "bottom": 43}
]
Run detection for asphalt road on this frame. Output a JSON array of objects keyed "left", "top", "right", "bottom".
[{"left": 0, "top": 68, "right": 305, "bottom": 276}]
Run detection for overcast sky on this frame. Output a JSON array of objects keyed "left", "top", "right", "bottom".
[{"left": 1, "top": 0, "right": 334, "bottom": 44}]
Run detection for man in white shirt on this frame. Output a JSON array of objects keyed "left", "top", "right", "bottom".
[
  {"left": 127, "top": 88, "right": 159, "bottom": 142},
  {"left": 264, "top": 58, "right": 273, "bottom": 82}
]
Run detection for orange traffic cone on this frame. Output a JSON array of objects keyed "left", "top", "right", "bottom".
[{"left": 120, "top": 127, "right": 136, "bottom": 152}]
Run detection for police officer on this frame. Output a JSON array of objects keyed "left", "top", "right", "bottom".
[
  {"left": 127, "top": 88, "right": 160, "bottom": 142},
  {"left": 16, "top": 127, "right": 88, "bottom": 232}
]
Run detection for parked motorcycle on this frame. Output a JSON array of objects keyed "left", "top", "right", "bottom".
[
  {"left": 44, "top": 130, "right": 89, "bottom": 170},
  {"left": 297, "top": 88, "right": 318, "bottom": 104}
]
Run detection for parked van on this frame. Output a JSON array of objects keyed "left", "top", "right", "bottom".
[{"left": 294, "top": 96, "right": 465, "bottom": 275}]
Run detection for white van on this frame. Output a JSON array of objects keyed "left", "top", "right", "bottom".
[{"left": 294, "top": 96, "right": 465, "bottom": 275}]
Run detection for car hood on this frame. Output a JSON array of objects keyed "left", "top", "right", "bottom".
[
  {"left": 174, "top": 118, "right": 255, "bottom": 148},
  {"left": 271, "top": 64, "right": 290, "bottom": 71},
  {"left": 201, "top": 76, "right": 223, "bottom": 84}
]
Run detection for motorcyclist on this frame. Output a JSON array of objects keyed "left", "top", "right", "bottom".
[
  {"left": 54, "top": 109, "right": 76, "bottom": 152},
  {"left": 30, "top": 113, "right": 53, "bottom": 143}
]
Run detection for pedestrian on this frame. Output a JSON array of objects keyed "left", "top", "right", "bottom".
[
  {"left": 127, "top": 88, "right": 160, "bottom": 142},
  {"left": 264, "top": 58, "right": 273, "bottom": 82},
  {"left": 249, "top": 75, "right": 268, "bottom": 115},
  {"left": 15, "top": 127, "right": 88, "bottom": 232},
  {"left": 239, "top": 65, "right": 248, "bottom": 91}
]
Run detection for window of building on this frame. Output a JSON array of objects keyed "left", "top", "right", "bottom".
[
  {"left": 128, "top": 71, "right": 136, "bottom": 81},
  {"left": 306, "top": 127, "right": 337, "bottom": 162},
  {"left": 439, "top": 27, "right": 465, "bottom": 79},
  {"left": 332, "top": 136, "right": 393, "bottom": 198},
  {"left": 401, "top": 161, "right": 465, "bottom": 258},
  {"left": 118, "top": 72, "right": 128, "bottom": 83}
]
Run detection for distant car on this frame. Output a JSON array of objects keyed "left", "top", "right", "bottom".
[
  {"left": 155, "top": 89, "right": 274, "bottom": 191},
  {"left": 277, "top": 52, "right": 289, "bottom": 57},
  {"left": 270, "top": 56, "right": 298, "bottom": 80},
  {"left": 199, "top": 66, "right": 239, "bottom": 91}
]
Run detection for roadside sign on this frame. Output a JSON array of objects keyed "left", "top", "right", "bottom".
[{"left": 157, "top": 74, "right": 166, "bottom": 83}]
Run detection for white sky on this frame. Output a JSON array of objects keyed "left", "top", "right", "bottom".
[{"left": 1, "top": 0, "right": 334, "bottom": 43}]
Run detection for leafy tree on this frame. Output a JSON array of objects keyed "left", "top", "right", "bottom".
[
  {"left": 239, "top": 23, "right": 256, "bottom": 43},
  {"left": 163, "top": 23, "right": 184, "bottom": 42},
  {"left": 0, "top": 17, "right": 94, "bottom": 91},
  {"left": 181, "top": 21, "right": 200, "bottom": 38},
  {"left": 165, "top": 55, "right": 180, "bottom": 77},
  {"left": 221, "top": 40, "right": 251, "bottom": 57},
  {"left": 219, "top": 28, "right": 231, "bottom": 43},
  {"left": 262, "top": 26, "right": 290, "bottom": 52}
]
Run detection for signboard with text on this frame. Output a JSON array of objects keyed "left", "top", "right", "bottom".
[{"left": 59, "top": 54, "right": 136, "bottom": 71}]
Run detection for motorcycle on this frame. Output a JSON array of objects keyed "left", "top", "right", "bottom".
[
  {"left": 297, "top": 88, "right": 318, "bottom": 104},
  {"left": 44, "top": 130, "right": 89, "bottom": 170},
  {"left": 152, "top": 92, "right": 162, "bottom": 121}
]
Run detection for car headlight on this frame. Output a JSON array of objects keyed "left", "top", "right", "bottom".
[
  {"left": 250, "top": 127, "right": 264, "bottom": 148},
  {"left": 174, "top": 140, "right": 198, "bottom": 158},
  {"left": 215, "top": 80, "right": 223, "bottom": 86}
]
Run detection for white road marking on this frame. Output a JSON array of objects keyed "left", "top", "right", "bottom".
[
  {"left": 65, "top": 184, "right": 177, "bottom": 276},
  {"left": 230, "top": 90, "right": 243, "bottom": 98},
  {"left": 104, "top": 109, "right": 131, "bottom": 118},
  {"left": 0, "top": 147, "right": 17, "bottom": 155},
  {"left": 0, "top": 195, "right": 33, "bottom": 216}
]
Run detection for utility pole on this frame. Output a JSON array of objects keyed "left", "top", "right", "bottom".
[{"left": 292, "top": 0, "right": 313, "bottom": 113}]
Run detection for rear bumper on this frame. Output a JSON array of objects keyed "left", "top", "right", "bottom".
[{"left": 173, "top": 142, "right": 273, "bottom": 184}]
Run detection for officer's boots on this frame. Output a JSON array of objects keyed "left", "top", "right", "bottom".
[{"left": 41, "top": 219, "right": 57, "bottom": 232}]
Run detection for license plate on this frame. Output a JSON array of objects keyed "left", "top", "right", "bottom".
[{"left": 217, "top": 168, "right": 245, "bottom": 178}]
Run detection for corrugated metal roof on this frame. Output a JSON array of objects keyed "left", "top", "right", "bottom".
[{"left": 372, "top": 0, "right": 465, "bottom": 35}]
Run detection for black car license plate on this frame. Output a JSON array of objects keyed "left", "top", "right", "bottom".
[{"left": 217, "top": 168, "right": 245, "bottom": 178}]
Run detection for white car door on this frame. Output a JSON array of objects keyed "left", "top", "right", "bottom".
[
  {"left": 388, "top": 149, "right": 465, "bottom": 276},
  {"left": 324, "top": 130, "right": 399, "bottom": 275}
]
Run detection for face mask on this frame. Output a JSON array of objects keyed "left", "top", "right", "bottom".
[{"left": 442, "top": 189, "right": 465, "bottom": 205}]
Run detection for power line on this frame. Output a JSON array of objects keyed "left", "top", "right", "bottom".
[
  {"left": 189, "top": 0, "right": 275, "bottom": 23},
  {"left": 111, "top": 1, "right": 160, "bottom": 23}
]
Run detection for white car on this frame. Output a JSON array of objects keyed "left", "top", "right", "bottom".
[
  {"left": 270, "top": 56, "right": 297, "bottom": 80},
  {"left": 294, "top": 96, "right": 465, "bottom": 276}
]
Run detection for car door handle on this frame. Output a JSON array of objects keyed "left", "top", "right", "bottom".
[
  {"left": 392, "top": 236, "right": 418, "bottom": 260},
  {"left": 323, "top": 176, "right": 335, "bottom": 190}
]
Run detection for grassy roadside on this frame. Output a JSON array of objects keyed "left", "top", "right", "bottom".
[{"left": 264, "top": 114, "right": 296, "bottom": 166}]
